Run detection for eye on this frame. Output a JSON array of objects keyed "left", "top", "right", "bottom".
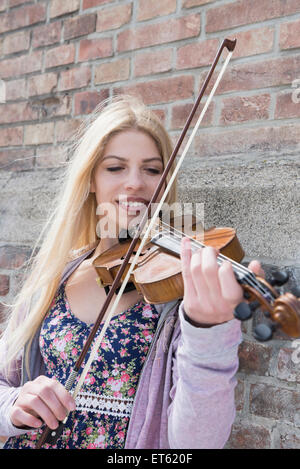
[
  {"left": 146, "top": 168, "right": 162, "bottom": 174},
  {"left": 106, "top": 166, "right": 123, "bottom": 172}
]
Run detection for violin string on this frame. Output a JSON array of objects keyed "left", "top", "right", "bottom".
[
  {"left": 157, "top": 220, "right": 273, "bottom": 300},
  {"left": 159, "top": 224, "right": 269, "bottom": 298}
]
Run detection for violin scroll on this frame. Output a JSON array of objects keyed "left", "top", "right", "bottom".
[{"left": 234, "top": 270, "right": 300, "bottom": 341}]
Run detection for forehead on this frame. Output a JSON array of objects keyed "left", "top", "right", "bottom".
[{"left": 103, "top": 129, "right": 161, "bottom": 159}]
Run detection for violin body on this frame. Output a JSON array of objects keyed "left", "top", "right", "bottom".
[{"left": 92, "top": 226, "right": 244, "bottom": 304}]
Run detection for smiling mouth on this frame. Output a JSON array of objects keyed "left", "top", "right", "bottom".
[{"left": 117, "top": 198, "right": 149, "bottom": 211}]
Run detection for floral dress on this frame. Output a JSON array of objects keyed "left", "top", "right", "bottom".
[{"left": 4, "top": 279, "right": 159, "bottom": 449}]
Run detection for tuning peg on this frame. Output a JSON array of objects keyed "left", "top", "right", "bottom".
[
  {"left": 249, "top": 300, "right": 260, "bottom": 311},
  {"left": 269, "top": 270, "right": 289, "bottom": 287},
  {"left": 291, "top": 286, "right": 300, "bottom": 298},
  {"left": 253, "top": 322, "right": 276, "bottom": 341},
  {"left": 234, "top": 302, "right": 253, "bottom": 321}
]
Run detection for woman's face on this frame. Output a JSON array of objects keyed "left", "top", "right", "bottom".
[{"left": 90, "top": 128, "right": 164, "bottom": 239}]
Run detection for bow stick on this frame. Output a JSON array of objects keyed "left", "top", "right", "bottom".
[{"left": 35, "top": 37, "right": 236, "bottom": 448}]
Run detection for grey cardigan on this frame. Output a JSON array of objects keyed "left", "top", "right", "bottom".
[{"left": 0, "top": 247, "right": 242, "bottom": 449}]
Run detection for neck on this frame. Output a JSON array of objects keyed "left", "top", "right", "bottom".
[{"left": 87, "top": 236, "right": 119, "bottom": 264}]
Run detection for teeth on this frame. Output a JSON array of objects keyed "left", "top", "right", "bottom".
[{"left": 119, "top": 201, "right": 146, "bottom": 207}]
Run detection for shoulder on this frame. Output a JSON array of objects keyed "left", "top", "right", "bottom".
[{"left": 67, "top": 241, "right": 98, "bottom": 262}]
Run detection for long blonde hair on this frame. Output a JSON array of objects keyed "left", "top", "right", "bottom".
[{"left": 1, "top": 95, "right": 177, "bottom": 379}]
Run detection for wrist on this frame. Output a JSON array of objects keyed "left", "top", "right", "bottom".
[{"left": 183, "top": 310, "right": 218, "bottom": 328}]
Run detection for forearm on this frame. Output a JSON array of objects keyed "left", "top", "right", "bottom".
[{"left": 167, "top": 302, "right": 242, "bottom": 449}]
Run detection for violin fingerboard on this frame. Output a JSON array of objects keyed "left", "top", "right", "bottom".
[{"left": 150, "top": 233, "right": 182, "bottom": 257}]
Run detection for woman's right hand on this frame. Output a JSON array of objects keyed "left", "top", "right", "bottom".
[{"left": 10, "top": 376, "right": 76, "bottom": 430}]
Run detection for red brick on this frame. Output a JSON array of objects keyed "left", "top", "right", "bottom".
[
  {"left": 0, "top": 274, "right": 9, "bottom": 296},
  {"left": 275, "top": 347, "right": 300, "bottom": 383},
  {"left": 206, "top": 0, "right": 300, "bottom": 33},
  {"left": 137, "top": 0, "right": 176, "bottom": 21},
  {"left": 82, "top": 0, "right": 112, "bottom": 9},
  {"left": 177, "top": 38, "right": 219, "bottom": 70},
  {"left": 0, "top": 0, "right": 6, "bottom": 11},
  {"left": 64, "top": 13, "right": 96, "bottom": 40},
  {"left": 117, "top": 14, "right": 200, "bottom": 52},
  {"left": 193, "top": 122, "right": 300, "bottom": 157},
  {"left": 134, "top": 48, "right": 172, "bottom": 77},
  {"left": 183, "top": 0, "right": 213, "bottom": 6},
  {"left": 228, "top": 26, "right": 274, "bottom": 59},
  {"left": 250, "top": 383, "right": 300, "bottom": 423},
  {"left": 0, "top": 3, "right": 46, "bottom": 34},
  {"left": 78, "top": 37, "right": 113, "bottom": 62},
  {"left": 0, "top": 148, "right": 34, "bottom": 171},
  {"left": 5, "top": 78, "right": 26, "bottom": 101},
  {"left": 24, "top": 122, "right": 54, "bottom": 145},
  {"left": 3, "top": 30, "right": 30, "bottom": 55},
  {"left": 9, "top": 0, "right": 32, "bottom": 6},
  {"left": 220, "top": 94, "right": 271, "bottom": 125},
  {"left": 275, "top": 91, "right": 300, "bottom": 120},
  {"left": 238, "top": 340, "right": 272, "bottom": 376},
  {"left": 32, "top": 21, "right": 61, "bottom": 49},
  {"left": 114, "top": 75, "right": 194, "bottom": 105},
  {"left": 94, "top": 57, "right": 130, "bottom": 84},
  {"left": 58, "top": 66, "right": 91, "bottom": 91},
  {"left": 50, "top": 0, "right": 79, "bottom": 19},
  {"left": 35, "top": 145, "right": 68, "bottom": 168},
  {"left": 0, "top": 127, "right": 23, "bottom": 147},
  {"left": 170, "top": 100, "right": 214, "bottom": 130},
  {"left": 227, "top": 420, "right": 271, "bottom": 449},
  {"left": 55, "top": 118, "right": 82, "bottom": 143},
  {"left": 0, "top": 245, "right": 31, "bottom": 269},
  {"left": 234, "top": 378, "right": 245, "bottom": 412},
  {"left": 28, "top": 73, "right": 58, "bottom": 97},
  {"left": 45, "top": 44, "right": 75, "bottom": 69},
  {"left": 33, "top": 95, "right": 72, "bottom": 119},
  {"left": 96, "top": 3, "right": 132, "bottom": 32},
  {"left": 0, "top": 102, "right": 38, "bottom": 124},
  {"left": 280, "top": 18, "right": 300, "bottom": 51},
  {"left": 203, "top": 55, "right": 300, "bottom": 95},
  {"left": 0, "top": 51, "right": 42, "bottom": 79},
  {"left": 74, "top": 89, "right": 109, "bottom": 115},
  {"left": 279, "top": 429, "right": 300, "bottom": 449}
]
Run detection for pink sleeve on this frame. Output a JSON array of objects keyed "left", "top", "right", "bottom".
[{"left": 167, "top": 302, "right": 242, "bottom": 449}]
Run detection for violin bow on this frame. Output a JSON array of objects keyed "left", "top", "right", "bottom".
[{"left": 35, "top": 38, "right": 236, "bottom": 448}]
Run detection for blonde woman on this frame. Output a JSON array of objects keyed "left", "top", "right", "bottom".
[{"left": 0, "top": 95, "right": 262, "bottom": 449}]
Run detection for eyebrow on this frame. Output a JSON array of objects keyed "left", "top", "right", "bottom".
[{"left": 102, "top": 155, "right": 163, "bottom": 163}]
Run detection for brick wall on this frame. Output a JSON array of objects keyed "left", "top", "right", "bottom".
[{"left": 0, "top": 0, "right": 300, "bottom": 449}]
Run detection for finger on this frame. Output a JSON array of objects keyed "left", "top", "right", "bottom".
[
  {"left": 50, "top": 378, "right": 76, "bottom": 413},
  {"left": 181, "top": 237, "right": 198, "bottom": 299},
  {"left": 23, "top": 393, "right": 59, "bottom": 430},
  {"left": 218, "top": 260, "right": 244, "bottom": 307},
  {"left": 189, "top": 248, "right": 214, "bottom": 313},
  {"left": 248, "top": 260, "right": 265, "bottom": 278},
  {"left": 33, "top": 384, "right": 69, "bottom": 422},
  {"left": 33, "top": 376, "right": 75, "bottom": 414},
  {"left": 10, "top": 406, "right": 43, "bottom": 429},
  {"left": 200, "top": 246, "right": 222, "bottom": 308}
]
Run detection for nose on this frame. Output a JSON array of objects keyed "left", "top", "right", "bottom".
[{"left": 123, "top": 167, "right": 144, "bottom": 191}]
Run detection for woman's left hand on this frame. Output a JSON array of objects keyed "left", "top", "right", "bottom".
[{"left": 180, "top": 237, "right": 265, "bottom": 326}]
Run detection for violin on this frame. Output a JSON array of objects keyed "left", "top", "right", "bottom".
[
  {"left": 92, "top": 219, "right": 245, "bottom": 303},
  {"left": 92, "top": 219, "right": 300, "bottom": 342}
]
